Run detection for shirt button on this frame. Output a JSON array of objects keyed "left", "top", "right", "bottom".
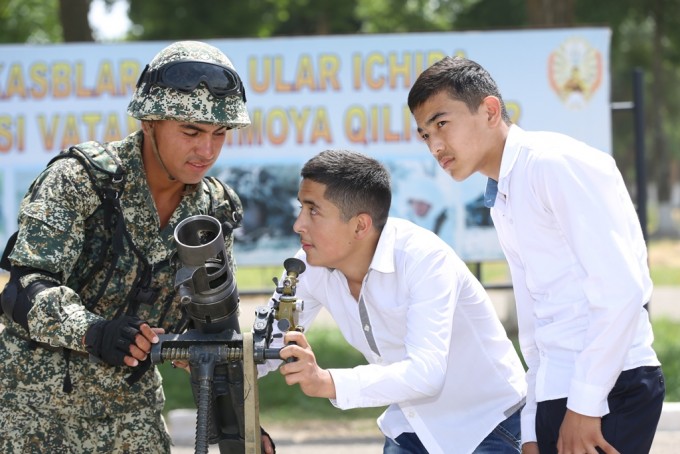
[
  {"left": 407, "top": 411, "right": 415, "bottom": 418},
  {"left": 364, "top": 324, "right": 370, "bottom": 332}
]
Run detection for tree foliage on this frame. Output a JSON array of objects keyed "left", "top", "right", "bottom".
[
  {"left": 0, "top": 0, "right": 63, "bottom": 43},
  {"left": 355, "top": 0, "right": 465, "bottom": 33},
  {"left": 127, "top": 0, "right": 274, "bottom": 39}
]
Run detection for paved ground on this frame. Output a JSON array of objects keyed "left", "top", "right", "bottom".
[
  {"left": 172, "top": 412, "right": 680, "bottom": 454},
  {"left": 171, "top": 285, "right": 680, "bottom": 453}
]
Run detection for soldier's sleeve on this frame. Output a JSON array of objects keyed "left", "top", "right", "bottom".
[{"left": 8, "top": 159, "right": 104, "bottom": 350}]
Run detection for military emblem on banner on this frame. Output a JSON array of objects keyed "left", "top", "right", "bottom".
[{"left": 548, "top": 37, "right": 603, "bottom": 110}]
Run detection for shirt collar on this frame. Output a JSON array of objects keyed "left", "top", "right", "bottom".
[
  {"left": 369, "top": 218, "right": 397, "bottom": 274},
  {"left": 499, "top": 124, "right": 524, "bottom": 184}
]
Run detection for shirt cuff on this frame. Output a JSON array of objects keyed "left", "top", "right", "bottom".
[
  {"left": 328, "top": 368, "right": 361, "bottom": 410},
  {"left": 567, "top": 379, "right": 611, "bottom": 417},
  {"left": 520, "top": 408, "right": 537, "bottom": 443}
]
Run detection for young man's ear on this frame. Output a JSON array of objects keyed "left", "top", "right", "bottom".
[
  {"left": 353, "top": 213, "right": 374, "bottom": 239},
  {"left": 482, "top": 96, "right": 503, "bottom": 126}
]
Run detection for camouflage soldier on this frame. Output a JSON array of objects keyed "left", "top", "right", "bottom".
[{"left": 0, "top": 41, "right": 263, "bottom": 453}]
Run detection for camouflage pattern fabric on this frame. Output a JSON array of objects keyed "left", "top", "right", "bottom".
[
  {"left": 127, "top": 41, "right": 251, "bottom": 129},
  {"left": 0, "top": 397, "right": 170, "bottom": 454},
  {"left": 0, "top": 130, "right": 243, "bottom": 452}
]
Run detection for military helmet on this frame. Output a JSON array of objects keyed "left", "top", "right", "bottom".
[{"left": 127, "top": 41, "right": 251, "bottom": 129}]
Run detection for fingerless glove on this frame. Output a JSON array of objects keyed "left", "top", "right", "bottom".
[{"left": 84, "top": 315, "right": 146, "bottom": 366}]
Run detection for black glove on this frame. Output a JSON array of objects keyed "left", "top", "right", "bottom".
[{"left": 84, "top": 315, "right": 146, "bottom": 367}]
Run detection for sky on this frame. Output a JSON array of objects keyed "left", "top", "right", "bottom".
[{"left": 88, "top": 0, "right": 132, "bottom": 41}]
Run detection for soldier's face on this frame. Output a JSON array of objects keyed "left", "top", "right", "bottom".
[{"left": 147, "top": 120, "right": 227, "bottom": 184}]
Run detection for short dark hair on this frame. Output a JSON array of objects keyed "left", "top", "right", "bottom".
[
  {"left": 301, "top": 150, "right": 391, "bottom": 231},
  {"left": 407, "top": 56, "right": 511, "bottom": 124}
]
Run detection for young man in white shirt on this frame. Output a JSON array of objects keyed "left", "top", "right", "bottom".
[
  {"left": 262, "top": 149, "right": 527, "bottom": 454},
  {"left": 407, "top": 56, "right": 665, "bottom": 454}
]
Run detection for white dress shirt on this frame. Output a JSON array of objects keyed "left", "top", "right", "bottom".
[
  {"left": 486, "top": 125, "right": 660, "bottom": 443},
  {"left": 261, "top": 218, "right": 526, "bottom": 454}
]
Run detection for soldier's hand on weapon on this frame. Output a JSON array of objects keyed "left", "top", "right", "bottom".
[
  {"left": 127, "top": 324, "right": 163, "bottom": 366},
  {"left": 84, "top": 315, "right": 162, "bottom": 368},
  {"left": 279, "top": 331, "right": 336, "bottom": 399}
]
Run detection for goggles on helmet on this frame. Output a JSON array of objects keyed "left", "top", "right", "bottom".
[{"left": 137, "top": 60, "right": 247, "bottom": 102}]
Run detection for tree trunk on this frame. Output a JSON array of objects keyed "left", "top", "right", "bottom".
[
  {"left": 59, "top": 0, "right": 94, "bottom": 42},
  {"left": 526, "top": 0, "right": 575, "bottom": 26},
  {"left": 649, "top": 0, "right": 678, "bottom": 237}
]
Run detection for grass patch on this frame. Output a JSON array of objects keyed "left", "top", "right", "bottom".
[
  {"left": 648, "top": 238, "right": 680, "bottom": 286},
  {"left": 234, "top": 266, "right": 282, "bottom": 292},
  {"left": 465, "top": 238, "right": 680, "bottom": 288},
  {"left": 651, "top": 318, "right": 680, "bottom": 401},
  {"left": 161, "top": 317, "right": 680, "bottom": 421},
  {"left": 159, "top": 326, "right": 385, "bottom": 421}
]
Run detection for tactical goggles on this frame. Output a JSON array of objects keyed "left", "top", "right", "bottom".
[{"left": 137, "top": 60, "right": 246, "bottom": 102}]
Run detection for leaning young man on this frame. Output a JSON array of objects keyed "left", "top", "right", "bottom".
[
  {"left": 260, "top": 149, "right": 527, "bottom": 454},
  {"left": 0, "top": 41, "right": 276, "bottom": 453},
  {"left": 407, "top": 56, "right": 664, "bottom": 454}
]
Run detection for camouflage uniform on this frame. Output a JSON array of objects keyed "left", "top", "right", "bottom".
[{"left": 0, "top": 41, "right": 250, "bottom": 453}]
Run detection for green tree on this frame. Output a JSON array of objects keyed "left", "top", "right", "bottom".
[
  {"left": 127, "top": 0, "right": 274, "bottom": 39},
  {"left": 455, "top": 0, "right": 525, "bottom": 29},
  {"left": 0, "top": 0, "right": 63, "bottom": 43},
  {"left": 526, "top": 0, "right": 575, "bottom": 25},
  {"left": 355, "top": 0, "right": 462, "bottom": 33},
  {"left": 267, "top": 0, "right": 360, "bottom": 36},
  {"left": 577, "top": 0, "right": 680, "bottom": 236},
  {"left": 0, "top": 0, "right": 96, "bottom": 43}
]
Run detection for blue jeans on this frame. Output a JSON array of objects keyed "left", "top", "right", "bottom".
[
  {"left": 383, "top": 432, "right": 428, "bottom": 454},
  {"left": 472, "top": 408, "right": 521, "bottom": 453},
  {"left": 382, "top": 408, "right": 521, "bottom": 454}
]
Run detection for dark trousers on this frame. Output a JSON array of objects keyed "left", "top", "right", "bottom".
[{"left": 536, "top": 366, "right": 665, "bottom": 454}]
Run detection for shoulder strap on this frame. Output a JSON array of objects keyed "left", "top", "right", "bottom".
[
  {"left": 48, "top": 143, "right": 130, "bottom": 306},
  {"left": 204, "top": 176, "right": 243, "bottom": 232},
  {"left": 58, "top": 143, "right": 128, "bottom": 256},
  {"left": 47, "top": 142, "right": 127, "bottom": 203},
  {"left": 2, "top": 143, "right": 128, "bottom": 274}
]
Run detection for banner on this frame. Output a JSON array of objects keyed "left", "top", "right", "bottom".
[{"left": 0, "top": 28, "right": 611, "bottom": 265}]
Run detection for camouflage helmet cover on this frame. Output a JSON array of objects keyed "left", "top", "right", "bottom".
[{"left": 127, "top": 41, "right": 251, "bottom": 129}]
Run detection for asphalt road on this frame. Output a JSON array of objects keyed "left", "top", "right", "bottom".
[{"left": 169, "top": 424, "right": 680, "bottom": 454}]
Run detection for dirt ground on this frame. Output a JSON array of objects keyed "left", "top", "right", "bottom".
[{"left": 648, "top": 238, "right": 680, "bottom": 268}]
